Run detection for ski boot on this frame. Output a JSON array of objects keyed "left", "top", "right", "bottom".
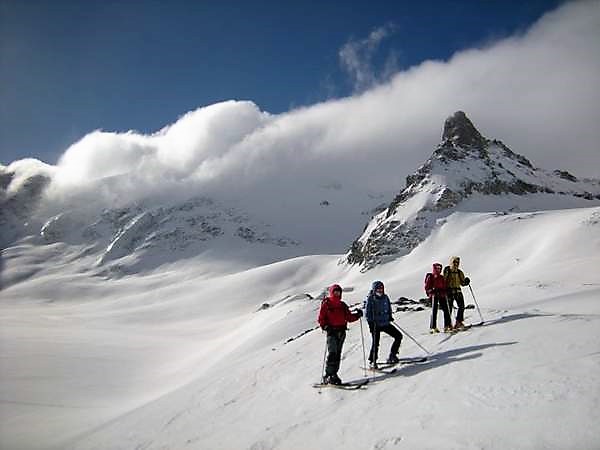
[
  {"left": 430, "top": 328, "right": 440, "bottom": 334},
  {"left": 386, "top": 355, "right": 399, "bottom": 364},
  {"left": 329, "top": 374, "right": 342, "bottom": 385},
  {"left": 454, "top": 321, "right": 466, "bottom": 331}
]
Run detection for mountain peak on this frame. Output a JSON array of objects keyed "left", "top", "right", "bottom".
[
  {"left": 442, "top": 111, "right": 486, "bottom": 149},
  {"left": 346, "top": 113, "right": 600, "bottom": 270}
]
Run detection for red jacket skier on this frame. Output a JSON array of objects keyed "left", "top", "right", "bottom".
[
  {"left": 424, "top": 263, "right": 452, "bottom": 333},
  {"left": 317, "top": 284, "right": 362, "bottom": 385}
]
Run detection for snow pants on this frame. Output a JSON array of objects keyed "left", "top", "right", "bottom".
[
  {"left": 368, "top": 323, "right": 403, "bottom": 363},
  {"left": 447, "top": 289, "right": 465, "bottom": 323},
  {"left": 325, "top": 329, "right": 346, "bottom": 377},
  {"left": 430, "top": 295, "right": 452, "bottom": 329}
]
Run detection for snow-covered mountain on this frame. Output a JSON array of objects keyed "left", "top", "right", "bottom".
[
  {"left": 347, "top": 111, "right": 600, "bottom": 270},
  {"left": 0, "top": 156, "right": 385, "bottom": 277}
]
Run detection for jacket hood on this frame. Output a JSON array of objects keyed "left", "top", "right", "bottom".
[
  {"left": 328, "top": 284, "right": 343, "bottom": 299},
  {"left": 371, "top": 280, "right": 384, "bottom": 291},
  {"left": 450, "top": 256, "right": 460, "bottom": 266}
]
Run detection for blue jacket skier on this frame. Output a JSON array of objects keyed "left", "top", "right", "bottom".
[{"left": 364, "top": 281, "right": 403, "bottom": 368}]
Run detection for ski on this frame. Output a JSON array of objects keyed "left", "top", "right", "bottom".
[
  {"left": 361, "top": 356, "right": 428, "bottom": 373},
  {"left": 312, "top": 379, "right": 369, "bottom": 390},
  {"left": 449, "top": 325, "right": 473, "bottom": 333},
  {"left": 362, "top": 366, "right": 398, "bottom": 374},
  {"left": 381, "top": 356, "right": 428, "bottom": 366},
  {"left": 397, "top": 356, "right": 428, "bottom": 363}
]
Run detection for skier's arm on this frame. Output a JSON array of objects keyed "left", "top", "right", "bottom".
[
  {"left": 459, "top": 270, "right": 470, "bottom": 286},
  {"left": 364, "top": 295, "right": 373, "bottom": 323},
  {"left": 345, "top": 303, "right": 361, "bottom": 323}
]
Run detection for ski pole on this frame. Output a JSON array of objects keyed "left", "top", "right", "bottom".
[
  {"left": 321, "top": 333, "right": 328, "bottom": 383},
  {"left": 359, "top": 317, "right": 368, "bottom": 378},
  {"left": 468, "top": 285, "right": 485, "bottom": 324},
  {"left": 391, "top": 322, "right": 432, "bottom": 356}
]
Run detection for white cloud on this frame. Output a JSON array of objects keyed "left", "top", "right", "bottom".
[
  {"left": 338, "top": 23, "right": 398, "bottom": 92},
  {"left": 17, "top": 0, "right": 599, "bottom": 218}
]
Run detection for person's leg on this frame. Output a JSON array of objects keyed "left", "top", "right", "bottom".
[
  {"left": 430, "top": 297, "right": 439, "bottom": 329},
  {"left": 382, "top": 324, "right": 403, "bottom": 359},
  {"left": 456, "top": 291, "right": 465, "bottom": 323},
  {"left": 440, "top": 297, "right": 452, "bottom": 329},
  {"left": 368, "top": 324, "right": 380, "bottom": 363},
  {"left": 447, "top": 290, "right": 455, "bottom": 316},
  {"left": 325, "top": 330, "right": 344, "bottom": 377}
]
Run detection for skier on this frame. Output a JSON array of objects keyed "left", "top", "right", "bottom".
[
  {"left": 364, "top": 281, "right": 403, "bottom": 369},
  {"left": 317, "top": 284, "right": 362, "bottom": 385},
  {"left": 424, "top": 263, "right": 452, "bottom": 333},
  {"left": 443, "top": 256, "right": 471, "bottom": 330}
]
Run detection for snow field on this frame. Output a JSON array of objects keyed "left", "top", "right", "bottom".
[{"left": 1, "top": 207, "right": 599, "bottom": 449}]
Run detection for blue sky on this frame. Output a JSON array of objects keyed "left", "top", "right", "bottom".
[{"left": 0, "top": 0, "right": 565, "bottom": 165}]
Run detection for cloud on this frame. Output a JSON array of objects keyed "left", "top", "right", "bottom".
[
  {"left": 338, "top": 23, "right": 399, "bottom": 92},
  {"left": 13, "top": 0, "right": 599, "bottom": 221}
]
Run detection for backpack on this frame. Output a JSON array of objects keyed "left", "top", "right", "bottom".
[{"left": 424, "top": 272, "right": 433, "bottom": 295}]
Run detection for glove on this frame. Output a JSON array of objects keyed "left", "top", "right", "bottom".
[
  {"left": 355, "top": 309, "right": 363, "bottom": 318},
  {"left": 464, "top": 277, "right": 470, "bottom": 285},
  {"left": 389, "top": 315, "right": 394, "bottom": 322},
  {"left": 321, "top": 325, "right": 329, "bottom": 331}
]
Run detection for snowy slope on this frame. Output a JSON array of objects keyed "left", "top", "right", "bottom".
[{"left": 1, "top": 206, "right": 599, "bottom": 450}]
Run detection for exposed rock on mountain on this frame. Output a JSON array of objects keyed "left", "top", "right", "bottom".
[
  {"left": 36, "top": 196, "right": 299, "bottom": 271},
  {"left": 0, "top": 168, "right": 51, "bottom": 248}
]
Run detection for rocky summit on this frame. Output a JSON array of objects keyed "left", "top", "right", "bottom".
[{"left": 346, "top": 111, "right": 600, "bottom": 270}]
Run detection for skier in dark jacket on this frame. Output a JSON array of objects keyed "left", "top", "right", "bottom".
[
  {"left": 364, "top": 281, "right": 403, "bottom": 368},
  {"left": 317, "top": 284, "right": 362, "bottom": 385},
  {"left": 443, "top": 256, "right": 470, "bottom": 330},
  {"left": 425, "top": 263, "right": 453, "bottom": 333}
]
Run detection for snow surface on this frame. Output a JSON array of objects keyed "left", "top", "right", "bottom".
[{"left": 2, "top": 206, "right": 600, "bottom": 449}]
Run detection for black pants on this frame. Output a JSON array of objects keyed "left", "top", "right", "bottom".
[
  {"left": 447, "top": 289, "right": 465, "bottom": 323},
  {"left": 430, "top": 295, "right": 451, "bottom": 329},
  {"left": 325, "top": 329, "right": 346, "bottom": 377},
  {"left": 368, "top": 323, "right": 403, "bottom": 363}
]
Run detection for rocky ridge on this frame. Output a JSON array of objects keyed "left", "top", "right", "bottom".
[
  {"left": 0, "top": 165, "right": 299, "bottom": 273},
  {"left": 347, "top": 111, "right": 600, "bottom": 270}
]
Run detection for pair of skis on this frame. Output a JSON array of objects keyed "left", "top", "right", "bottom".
[{"left": 312, "top": 356, "right": 428, "bottom": 390}]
